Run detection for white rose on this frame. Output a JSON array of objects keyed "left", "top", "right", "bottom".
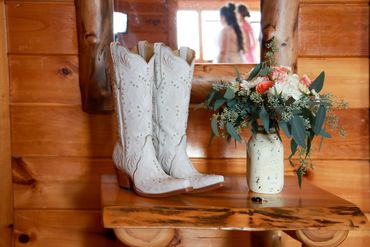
[{"left": 269, "top": 82, "right": 302, "bottom": 100}]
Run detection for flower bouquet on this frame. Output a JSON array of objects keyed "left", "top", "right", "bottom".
[{"left": 203, "top": 60, "right": 347, "bottom": 190}]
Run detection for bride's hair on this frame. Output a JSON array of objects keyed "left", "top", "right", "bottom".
[
  {"left": 220, "top": 3, "right": 244, "bottom": 52},
  {"left": 237, "top": 4, "right": 251, "bottom": 18}
]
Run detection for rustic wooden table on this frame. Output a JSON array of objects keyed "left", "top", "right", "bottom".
[{"left": 101, "top": 174, "right": 369, "bottom": 247}]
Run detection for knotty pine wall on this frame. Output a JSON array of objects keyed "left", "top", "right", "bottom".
[{"left": 2, "top": 0, "right": 369, "bottom": 246}]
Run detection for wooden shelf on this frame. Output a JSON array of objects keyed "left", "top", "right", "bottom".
[{"left": 101, "top": 175, "right": 369, "bottom": 231}]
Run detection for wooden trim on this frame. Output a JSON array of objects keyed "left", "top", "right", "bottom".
[
  {"left": 261, "top": 0, "right": 299, "bottom": 71},
  {"left": 167, "top": 0, "right": 178, "bottom": 49},
  {"left": 0, "top": 0, "right": 13, "bottom": 246}
]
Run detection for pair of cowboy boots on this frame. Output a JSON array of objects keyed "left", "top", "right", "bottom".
[{"left": 110, "top": 41, "right": 224, "bottom": 197}]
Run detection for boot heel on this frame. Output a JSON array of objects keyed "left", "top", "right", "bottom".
[{"left": 115, "top": 167, "right": 133, "bottom": 190}]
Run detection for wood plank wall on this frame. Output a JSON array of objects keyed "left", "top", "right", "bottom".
[
  {"left": 3, "top": 0, "right": 369, "bottom": 246},
  {"left": 0, "top": 0, "right": 13, "bottom": 246}
]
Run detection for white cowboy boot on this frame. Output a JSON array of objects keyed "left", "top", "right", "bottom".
[
  {"left": 110, "top": 41, "right": 192, "bottom": 197},
  {"left": 153, "top": 43, "right": 224, "bottom": 192}
]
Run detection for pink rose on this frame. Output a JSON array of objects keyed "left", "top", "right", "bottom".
[
  {"left": 256, "top": 78, "right": 274, "bottom": 94},
  {"left": 271, "top": 66, "right": 290, "bottom": 83},
  {"left": 300, "top": 74, "right": 312, "bottom": 87}
]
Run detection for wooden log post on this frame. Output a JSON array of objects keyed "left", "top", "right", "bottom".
[
  {"left": 0, "top": 1, "right": 13, "bottom": 246},
  {"left": 261, "top": 0, "right": 299, "bottom": 71},
  {"left": 113, "top": 228, "right": 176, "bottom": 247},
  {"left": 75, "top": 0, "right": 114, "bottom": 112},
  {"left": 286, "top": 229, "right": 349, "bottom": 247}
]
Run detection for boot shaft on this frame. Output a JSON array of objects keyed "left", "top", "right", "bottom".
[
  {"left": 110, "top": 42, "right": 155, "bottom": 153},
  {"left": 153, "top": 43, "right": 196, "bottom": 147}
]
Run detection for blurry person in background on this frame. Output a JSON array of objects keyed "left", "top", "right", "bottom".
[
  {"left": 237, "top": 4, "right": 257, "bottom": 63},
  {"left": 217, "top": 3, "right": 244, "bottom": 63}
]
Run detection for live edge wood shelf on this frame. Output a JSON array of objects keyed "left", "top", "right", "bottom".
[{"left": 101, "top": 174, "right": 369, "bottom": 247}]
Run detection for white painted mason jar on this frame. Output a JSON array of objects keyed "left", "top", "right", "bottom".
[{"left": 246, "top": 128, "right": 284, "bottom": 194}]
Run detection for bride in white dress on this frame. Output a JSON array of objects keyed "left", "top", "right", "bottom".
[{"left": 217, "top": 3, "right": 244, "bottom": 63}]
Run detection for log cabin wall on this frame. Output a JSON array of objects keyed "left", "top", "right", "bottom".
[{"left": 1, "top": 0, "right": 369, "bottom": 246}]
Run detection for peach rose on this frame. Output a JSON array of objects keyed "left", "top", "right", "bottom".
[
  {"left": 300, "top": 74, "right": 312, "bottom": 87},
  {"left": 271, "top": 66, "right": 290, "bottom": 83},
  {"left": 256, "top": 78, "right": 274, "bottom": 94}
]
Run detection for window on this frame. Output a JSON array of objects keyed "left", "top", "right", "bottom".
[
  {"left": 177, "top": 9, "right": 261, "bottom": 63},
  {"left": 176, "top": 10, "right": 200, "bottom": 60}
]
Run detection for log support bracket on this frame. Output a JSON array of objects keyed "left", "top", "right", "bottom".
[{"left": 112, "top": 228, "right": 349, "bottom": 247}]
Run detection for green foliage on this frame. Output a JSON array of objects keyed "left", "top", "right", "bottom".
[
  {"left": 259, "top": 105, "right": 270, "bottom": 133},
  {"left": 290, "top": 116, "right": 307, "bottom": 148},
  {"left": 247, "top": 63, "right": 262, "bottom": 81},
  {"left": 214, "top": 98, "right": 226, "bottom": 110},
  {"left": 314, "top": 105, "right": 326, "bottom": 134},
  {"left": 309, "top": 71, "right": 325, "bottom": 93},
  {"left": 226, "top": 122, "right": 241, "bottom": 142},
  {"left": 202, "top": 47, "right": 347, "bottom": 188},
  {"left": 223, "top": 87, "right": 235, "bottom": 100},
  {"left": 211, "top": 116, "right": 219, "bottom": 137},
  {"left": 279, "top": 121, "right": 291, "bottom": 137}
]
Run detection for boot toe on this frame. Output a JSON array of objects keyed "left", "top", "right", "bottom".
[
  {"left": 190, "top": 174, "right": 224, "bottom": 190},
  {"left": 136, "top": 177, "right": 192, "bottom": 196}
]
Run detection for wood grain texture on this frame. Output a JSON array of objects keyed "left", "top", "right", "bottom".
[
  {"left": 167, "top": 0, "right": 177, "bottom": 49},
  {"left": 102, "top": 175, "right": 370, "bottom": 230},
  {"left": 6, "top": 2, "right": 78, "bottom": 54},
  {"left": 12, "top": 158, "right": 370, "bottom": 212},
  {"left": 13, "top": 157, "right": 115, "bottom": 209},
  {"left": 114, "top": 0, "right": 167, "bottom": 14},
  {"left": 261, "top": 0, "right": 299, "bottom": 70},
  {"left": 292, "top": 229, "right": 349, "bottom": 247},
  {"left": 12, "top": 210, "right": 370, "bottom": 247},
  {"left": 191, "top": 64, "right": 254, "bottom": 104},
  {"left": 177, "top": 0, "right": 260, "bottom": 10},
  {"left": 0, "top": 1, "right": 13, "bottom": 246},
  {"left": 299, "top": 3, "right": 369, "bottom": 57},
  {"left": 11, "top": 105, "right": 369, "bottom": 160},
  {"left": 186, "top": 108, "right": 369, "bottom": 159},
  {"left": 298, "top": 57, "right": 369, "bottom": 108},
  {"left": 118, "top": 31, "right": 168, "bottom": 50},
  {"left": 11, "top": 104, "right": 116, "bottom": 157},
  {"left": 75, "top": 0, "right": 114, "bottom": 112},
  {"left": 9, "top": 55, "right": 80, "bottom": 104},
  {"left": 114, "top": 228, "right": 175, "bottom": 247},
  {"left": 300, "top": 0, "right": 369, "bottom": 3},
  {"left": 14, "top": 210, "right": 123, "bottom": 247},
  {"left": 8, "top": 59, "right": 368, "bottom": 108}
]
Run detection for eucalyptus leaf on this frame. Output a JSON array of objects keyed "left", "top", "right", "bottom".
[
  {"left": 234, "top": 66, "right": 241, "bottom": 82},
  {"left": 208, "top": 132, "right": 215, "bottom": 146},
  {"left": 251, "top": 119, "right": 259, "bottom": 135},
  {"left": 309, "top": 71, "right": 325, "bottom": 93},
  {"left": 301, "top": 108, "right": 315, "bottom": 126},
  {"left": 223, "top": 87, "right": 235, "bottom": 100},
  {"left": 314, "top": 105, "right": 326, "bottom": 134},
  {"left": 259, "top": 66, "right": 271, "bottom": 77},
  {"left": 290, "top": 116, "right": 307, "bottom": 148},
  {"left": 275, "top": 126, "right": 282, "bottom": 142},
  {"left": 211, "top": 117, "right": 219, "bottom": 137},
  {"left": 247, "top": 63, "right": 262, "bottom": 81},
  {"left": 306, "top": 135, "right": 312, "bottom": 158},
  {"left": 226, "top": 134, "right": 232, "bottom": 143},
  {"left": 320, "top": 128, "right": 332, "bottom": 138},
  {"left": 206, "top": 90, "right": 216, "bottom": 106},
  {"left": 227, "top": 99, "right": 237, "bottom": 108},
  {"left": 289, "top": 139, "right": 298, "bottom": 160},
  {"left": 296, "top": 166, "right": 304, "bottom": 188},
  {"left": 214, "top": 98, "right": 226, "bottom": 110},
  {"left": 279, "top": 121, "right": 291, "bottom": 137},
  {"left": 226, "top": 122, "right": 241, "bottom": 142},
  {"left": 259, "top": 106, "right": 270, "bottom": 133}
]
